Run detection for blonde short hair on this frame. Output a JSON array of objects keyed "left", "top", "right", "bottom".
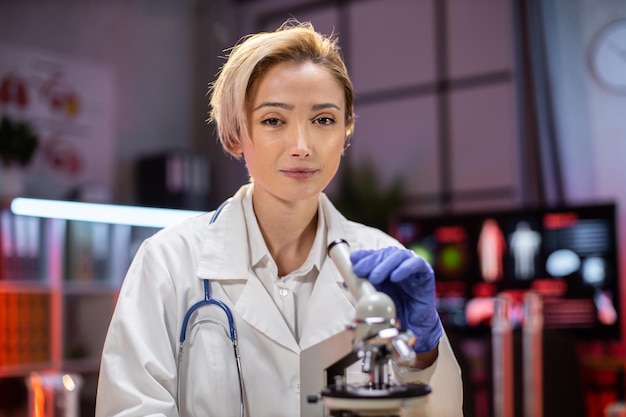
[{"left": 208, "top": 20, "right": 355, "bottom": 158}]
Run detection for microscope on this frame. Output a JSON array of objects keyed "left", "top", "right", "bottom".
[{"left": 304, "top": 239, "right": 431, "bottom": 417}]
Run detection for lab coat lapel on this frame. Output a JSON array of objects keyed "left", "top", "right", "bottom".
[
  {"left": 299, "top": 197, "right": 359, "bottom": 351},
  {"left": 299, "top": 258, "right": 355, "bottom": 351},
  {"left": 236, "top": 272, "right": 300, "bottom": 352},
  {"left": 197, "top": 186, "right": 299, "bottom": 353}
]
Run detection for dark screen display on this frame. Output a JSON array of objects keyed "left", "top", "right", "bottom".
[{"left": 389, "top": 203, "right": 620, "bottom": 340}]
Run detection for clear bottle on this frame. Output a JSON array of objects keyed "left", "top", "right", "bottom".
[{"left": 26, "top": 372, "right": 83, "bottom": 417}]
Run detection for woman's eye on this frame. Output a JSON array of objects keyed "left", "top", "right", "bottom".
[
  {"left": 262, "top": 117, "right": 282, "bottom": 126},
  {"left": 313, "top": 117, "right": 335, "bottom": 125}
]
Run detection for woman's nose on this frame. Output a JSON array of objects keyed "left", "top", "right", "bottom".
[{"left": 290, "top": 125, "right": 312, "bottom": 158}]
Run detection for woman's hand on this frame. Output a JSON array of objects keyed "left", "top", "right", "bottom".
[{"left": 350, "top": 247, "right": 442, "bottom": 356}]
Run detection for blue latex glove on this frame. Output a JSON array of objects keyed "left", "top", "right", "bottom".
[{"left": 350, "top": 247, "right": 442, "bottom": 354}]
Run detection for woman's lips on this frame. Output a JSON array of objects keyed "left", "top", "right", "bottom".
[{"left": 281, "top": 168, "right": 318, "bottom": 179}]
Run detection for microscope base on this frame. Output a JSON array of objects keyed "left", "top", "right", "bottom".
[{"left": 321, "top": 383, "right": 430, "bottom": 417}]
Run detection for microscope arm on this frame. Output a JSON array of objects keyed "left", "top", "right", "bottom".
[
  {"left": 304, "top": 240, "right": 432, "bottom": 417},
  {"left": 327, "top": 239, "right": 416, "bottom": 366}
]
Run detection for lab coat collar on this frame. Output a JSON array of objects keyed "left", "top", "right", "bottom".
[
  {"left": 196, "top": 185, "right": 253, "bottom": 280},
  {"left": 197, "top": 183, "right": 357, "bottom": 283},
  {"left": 196, "top": 186, "right": 303, "bottom": 351},
  {"left": 195, "top": 184, "right": 358, "bottom": 352}
]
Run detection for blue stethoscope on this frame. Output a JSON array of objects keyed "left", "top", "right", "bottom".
[{"left": 176, "top": 199, "right": 245, "bottom": 417}]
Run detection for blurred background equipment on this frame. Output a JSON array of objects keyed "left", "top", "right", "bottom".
[{"left": 135, "top": 150, "right": 210, "bottom": 211}]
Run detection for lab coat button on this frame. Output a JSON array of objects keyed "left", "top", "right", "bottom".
[
  {"left": 289, "top": 378, "right": 300, "bottom": 394},
  {"left": 279, "top": 288, "right": 289, "bottom": 297}
]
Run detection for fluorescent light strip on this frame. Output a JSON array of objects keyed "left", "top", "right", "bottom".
[{"left": 11, "top": 198, "right": 206, "bottom": 228}]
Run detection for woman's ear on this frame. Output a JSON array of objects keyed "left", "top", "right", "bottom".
[
  {"left": 229, "top": 142, "right": 244, "bottom": 159},
  {"left": 342, "top": 136, "right": 351, "bottom": 154}
]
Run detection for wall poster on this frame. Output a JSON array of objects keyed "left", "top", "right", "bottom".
[{"left": 0, "top": 41, "right": 115, "bottom": 201}]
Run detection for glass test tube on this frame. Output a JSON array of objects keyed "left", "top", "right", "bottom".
[
  {"left": 523, "top": 292, "right": 543, "bottom": 417},
  {"left": 492, "top": 294, "right": 514, "bottom": 417}
]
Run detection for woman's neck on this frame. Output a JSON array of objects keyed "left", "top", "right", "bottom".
[{"left": 252, "top": 192, "right": 319, "bottom": 277}]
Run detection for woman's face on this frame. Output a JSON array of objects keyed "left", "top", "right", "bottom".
[{"left": 238, "top": 61, "right": 347, "bottom": 206}]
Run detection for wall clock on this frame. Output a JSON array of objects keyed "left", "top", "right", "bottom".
[{"left": 588, "top": 18, "right": 626, "bottom": 93}]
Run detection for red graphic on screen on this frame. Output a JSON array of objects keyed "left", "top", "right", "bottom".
[{"left": 477, "top": 219, "right": 506, "bottom": 282}]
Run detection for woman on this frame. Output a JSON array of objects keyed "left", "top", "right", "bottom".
[{"left": 96, "top": 20, "right": 463, "bottom": 416}]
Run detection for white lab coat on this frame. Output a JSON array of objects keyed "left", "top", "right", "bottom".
[{"left": 96, "top": 184, "right": 463, "bottom": 417}]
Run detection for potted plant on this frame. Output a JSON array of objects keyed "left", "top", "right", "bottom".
[
  {"left": 332, "top": 157, "right": 406, "bottom": 231},
  {"left": 0, "top": 115, "right": 39, "bottom": 201},
  {"left": 0, "top": 115, "right": 39, "bottom": 166}
]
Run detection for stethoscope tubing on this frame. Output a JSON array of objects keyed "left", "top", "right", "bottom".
[
  {"left": 178, "top": 279, "right": 237, "bottom": 344},
  {"left": 176, "top": 198, "right": 244, "bottom": 417}
]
